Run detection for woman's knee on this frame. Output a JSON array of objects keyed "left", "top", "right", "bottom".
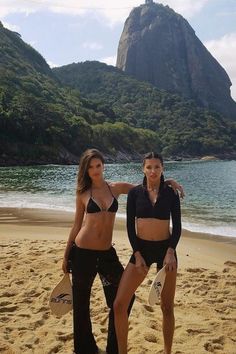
[
  {"left": 161, "top": 302, "right": 174, "bottom": 317},
  {"left": 113, "top": 297, "right": 128, "bottom": 315}
]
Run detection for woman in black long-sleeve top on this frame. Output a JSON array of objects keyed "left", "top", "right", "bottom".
[{"left": 114, "top": 152, "right": 182, "bottom": 354}]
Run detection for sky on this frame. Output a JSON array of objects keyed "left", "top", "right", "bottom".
[{"left": 1, "top": 0, "right": 236, "bottom": 101}]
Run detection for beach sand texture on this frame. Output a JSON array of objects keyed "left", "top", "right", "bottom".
[{"left": 0, "top": 208, "right": 236, "bottom": 354}]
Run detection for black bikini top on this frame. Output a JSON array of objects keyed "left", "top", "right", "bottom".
[
  {"left": 86, "top": 183, "right": 118, "bottom": 214},
  {"left": 126, "top": 184, "right": 181, "bottom": 252}
]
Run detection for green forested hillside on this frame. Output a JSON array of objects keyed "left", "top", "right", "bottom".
[
  {"left": 54, "top": 61, "right": 236, "bottom": 157},
  {"left": 0, "top": 22, "right": 235, "bottom": 165},
  {"left": 0, "top": 23, "right": 160, "bottom": 165}
]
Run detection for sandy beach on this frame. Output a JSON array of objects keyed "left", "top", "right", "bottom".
[{"left": 0, "top": 207, "right": 236, "bottom": 354}]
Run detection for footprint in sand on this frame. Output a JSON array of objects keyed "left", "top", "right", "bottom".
[
  {"left": 187, "top": 328, "right": 211, "bottom": 334},
  {"left": 149, "top": 322, "right": 158, "bottom": 330},
  {"left": 0, "top": 301, "right": 11, "bottom": 306},
  {"left": 47, "top": 249, "right": 58, "bottom": 254},
  {"left": 181, "top": 281, "right": 191, "bottom": 289},
  {"left": 142, "top": 304, "right": 155, "bottom": 313},
  {"left": 57, "top": 332, "right": 73, "bottom": 341},
  {"left": 18, "top": 314, "right": 31, "bottom": 319},
  {"left": 18, "top": 326, "right": 29, "bottom": 330},
  {"left": 208, "top": 273, "right": 219, "bottom": 280},
  {"left": 0, "top": 315, "right": 10, "bottom": 322},
  {"left": 100, "top": 327, "right": 107, "bottom": 334},
  {"left": 0, "top": 342, "right": 14, "bottom": 353},
  {"left": 186, "top": 267, "right": 206, "bottom": 273},
  {"left": 48, "top": 344, "right": 63, "bottom": 354},
  {"left": 223, "top": 267, "right": 230, "bottom": 273},
  {"left": 99, "top": 314, "right": 109, "bottom": 326},
  {"left": 204, "top": 336, "right": 225, "bottom": 352},
  {"left": 0, "top": 305, "right": 18, "bottom": 313},
  {"left": 144, "top": 332, "right": 157, "bottom": 343},
  {"left": 1, "top": 291, "right": 16, "bottom": 297},
  {"left": 224, "top": 260, "right": 236, "bottom": 267},
  {"left": 225, "top": 280, "right": 236, "bottom": 286},
  {"left": 33, "top": 318, "right": 45, "bottom": 329},
  {"left": 192, "top": 284, "right": 210, "bottom": 295}
]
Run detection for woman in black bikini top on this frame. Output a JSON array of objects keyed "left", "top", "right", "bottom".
[
  {"left": 62, "top": 148, "right": 184, "bottom": 354},
  {"left": 87, "top": 182, "right": 118, "bottom": 213},
  {"left": 62, "top": 149, "right": 134, "bottom": 354}
]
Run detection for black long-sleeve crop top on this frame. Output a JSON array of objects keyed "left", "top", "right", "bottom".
[{"left": 126, "top": 184, "right": 181, "bottom": 252}]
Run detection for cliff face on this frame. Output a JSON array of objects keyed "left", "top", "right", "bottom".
[{"left": 116, "top": 3, "right": 236, "bottom": 119}]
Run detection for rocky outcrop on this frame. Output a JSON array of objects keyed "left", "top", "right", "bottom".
[{"left": 116, "top": 3, "right": 236, "bottom": 119}]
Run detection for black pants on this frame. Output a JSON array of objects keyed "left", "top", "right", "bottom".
[{"left": 70, "top": 244, "right": 134, "bottom": 354}]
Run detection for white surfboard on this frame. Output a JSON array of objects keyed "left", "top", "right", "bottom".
[
  {"left": 49, "top": 273, "right": 73, "bottom": 317},
  {"left": 148, "top": 265, "right": 167, "bottom": 306}
]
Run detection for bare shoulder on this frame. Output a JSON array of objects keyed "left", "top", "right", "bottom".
[
  {"left": 76, "top": 190, "right": 90, "bottom": 207},
  {"left": 107, "top": 181, "right": 136, "bottom": 196}
]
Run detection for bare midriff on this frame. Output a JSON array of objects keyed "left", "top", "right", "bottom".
[
  {"left": 136, "top": 218, "right": 170, "bottom": 241},
  {"left": 75, "top": 212, "right": 116, "bottom": 250}
]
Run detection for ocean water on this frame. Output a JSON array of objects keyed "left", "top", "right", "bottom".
[{"left": 0, "top": 160, "right": 235, "bottom": 238}]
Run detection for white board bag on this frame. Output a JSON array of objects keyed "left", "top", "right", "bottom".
[
  {"left": 49, "top": 273, "right": 73, "bottom": 317},
  {"left": 148, "top": 265, "right": 167, "bottom": 306}
]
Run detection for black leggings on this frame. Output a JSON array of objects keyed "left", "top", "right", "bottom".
[{"left": 69, "top": 244, "right": 134, "bottom": 354}]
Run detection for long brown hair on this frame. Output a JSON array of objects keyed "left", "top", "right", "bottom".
[
  {"left": 77, "top": 149, "right": 105, "bottom": 194},
  {"left": 142, "top": 152, "right": 164, "bottom": 191}
]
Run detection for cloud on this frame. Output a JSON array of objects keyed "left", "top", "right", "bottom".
[
  {"left": 164, "top": 0, "right": 210, "bottom": 18},
  {"left": 0, "top": 0, "right": 131, "bottom": 21},
  {"left": 205, "top": 33, "right": 236, "bottom": 101},
  {"left": 82, "top": 42, "right": 103, "bottom": 50},
  {"left": 1, "top": 0, "right": 211, "bottom": 25},
  {"left": 0, "top": 0, "right": 38, "bottom": 17},
  {"left": 100, "top": 55, "right": 117, "bottom": 66}
]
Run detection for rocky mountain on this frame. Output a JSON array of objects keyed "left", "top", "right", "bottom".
[
  {"left": 116, "top": 2, "right": 236, "bottom": 119},
  {"left": 1, "top": 21, "right": 236, "bottom": 166}
]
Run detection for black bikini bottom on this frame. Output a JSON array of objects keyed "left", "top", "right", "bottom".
[{"left": 129, "top": 238, "right": 177, "bottom": 269}]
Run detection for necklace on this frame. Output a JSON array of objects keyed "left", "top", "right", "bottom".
[{"left": 147, "top": 187, "right": 159, "bottom": 192}]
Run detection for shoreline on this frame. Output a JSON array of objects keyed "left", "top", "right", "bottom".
[
  {"left": 0, "top": 206, "right": 235, "bottom": 243},
  {"left": 1, "top": 154, "right": 236, "bottom": 167}
]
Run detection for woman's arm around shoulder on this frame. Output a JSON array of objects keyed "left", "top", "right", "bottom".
[
  {"left": 109, "top": 181, "right": 135, "bottom": 197},
  {"left": 165, "top": 178, "right": 185, "bottom": 199},
  {"left": 62, "top": 193, "right": 85, "bottom": 273}
]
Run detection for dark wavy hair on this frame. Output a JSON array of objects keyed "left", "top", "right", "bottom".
[
  {"left": 142, "top": 152, "right": 164, "bottom": 192},
  {"left": 76, "top": 149, "right": 105, "bottom": 194}
]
